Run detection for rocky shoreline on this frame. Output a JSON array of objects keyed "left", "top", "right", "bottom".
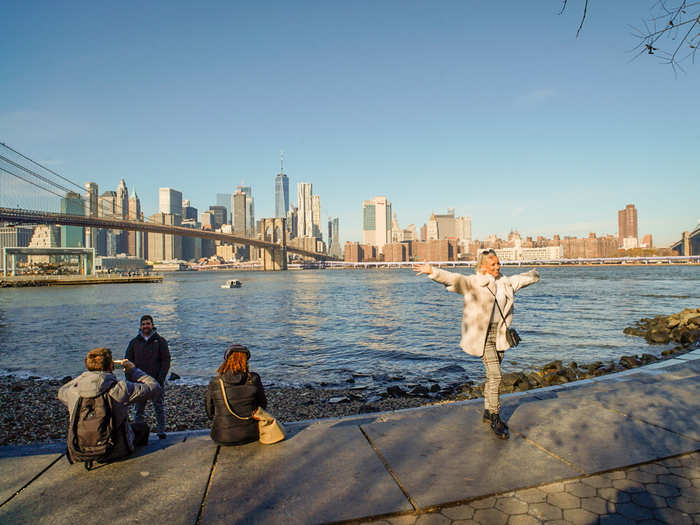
[{"left": 2, "top": 307, "right": 698, "bottom": 447}]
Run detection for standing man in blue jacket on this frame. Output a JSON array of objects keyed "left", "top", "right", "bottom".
[{"left": 125, "top": 314, "right": 171, "bottom": 439}]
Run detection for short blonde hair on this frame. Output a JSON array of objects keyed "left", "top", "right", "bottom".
[{"left": 476, "top": 249, "right": 497, "bottom": 273}]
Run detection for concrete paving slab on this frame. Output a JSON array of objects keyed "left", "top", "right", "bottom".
[
  {"left": 0, "top": 435, "right": 216, "bottom": 525},
  {"left": 0, "top": 452, "right": 62, "bottom": 506},
  {"left": 360, "top": 404, "right": 580, "bottom": 509},
  {"left": 587, "top": 377, "right": 700, "bottom": 441},
  {"left": 201, "top": 421, "right": 412, "bottom": 525},
  {"left": 507, "top": 396, "right": 699, "bottom": 475}
]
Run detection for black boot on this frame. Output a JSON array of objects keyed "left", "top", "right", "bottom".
[
  {"left": 489, "top": 412, "right": 509, "bottom": 440},
  {"left": 482, "top": 409, "right": 491, "bottom": 423}
]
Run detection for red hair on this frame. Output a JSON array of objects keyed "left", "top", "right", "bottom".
[{"left": 218, "top": 351, "right": 248, "bottom": 375}]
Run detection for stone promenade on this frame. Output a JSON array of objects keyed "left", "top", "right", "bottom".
[{"left": 1, "top": 350, "right": 699, "bottom": 524}]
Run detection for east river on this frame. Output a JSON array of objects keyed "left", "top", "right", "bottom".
[{"left": 0, "top": 266, "right": 697, "bottom": 392}]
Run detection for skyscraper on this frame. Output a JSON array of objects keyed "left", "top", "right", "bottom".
[
  {"left": 617, "top": 204, "right": 638, "bottom": 247},
  {"left": 148, "top": 212, "right": 182, "bottom": 261},
  {"left": 328, "top": 217, "right": 341, "bottom": 258},
  {"left": 236, "top": 184, "right": 254, "bottom": 235},
  {"left": 312, "top": 194, "right": 321, "bottom": 240},
  {"left": 159, "top": 188, "right": 183, "bottom": 217},
  {"left": 84, "top": 182, "right": 98, "bottom": 249},
  {"left": 116, "top": 179, "right": 129, "bottom": 219},
  {"left": 209, "top": 206, "right": 228, "bottom": 229},
  {"left": 297, "top": 182, "right": 313, "bottom": 237},
  {"left": 60, "top": 192, "right": 84, "bottom": 247},
  {"left": 233, "top": 190, "right": 247, "bottom": 235},
  {"left": 275, "top": 154, "right": 289, "bottom": 218},
  {"left": 128, "top": 190, "right": 143, "bottom": 257},
  {"left": 116, "top": 179, "right": 129, "bottom": 253},
  {"left": 216, "top": 193, "right": 232, "bottom": 224},
  {"left": 456, "top": 215, "right": 472, "bottom": 249},
  {"left": 182, "top": 200, "right": 198, "bottom": 221},
  {"left": 362, "top": 196, "right": 391, "bottom": 252}
]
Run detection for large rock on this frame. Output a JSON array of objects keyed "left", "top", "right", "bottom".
[
  {"left": 619, "top": 355, "right": 641, "bottom": 369},
  {"left": 542, "top": 360, "right": 563, "bottom": 373},
  {"left": 640, "top": 353, "right": 659, "bottom": 364},
  {"left": 386, "top": 386, "right": 407, "bottom": 398},
  {"left": 646, "top": 328, "right": 671, "bottom": 344}
]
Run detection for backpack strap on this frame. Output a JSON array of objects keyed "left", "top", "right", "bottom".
[{"left": 218, "top": 377, "right": 251, "bottom": 420}]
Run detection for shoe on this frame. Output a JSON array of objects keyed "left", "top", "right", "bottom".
[
  {"left": 489, "top": 412, "right": 509, "bottom": 440},
  {"left": 482, "top": 409, "right": 490, "bottom": 423},
  {"left": 158, "top": 433, "right": 167, "bottom": 440}
]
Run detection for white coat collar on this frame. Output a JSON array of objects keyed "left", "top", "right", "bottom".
[{"left": 475, "top": 273, "right": 492, "bottom": 287}]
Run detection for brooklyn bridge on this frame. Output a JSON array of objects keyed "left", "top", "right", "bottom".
[{"left": 0, "top": 143, "right": 330, "bottom": 271}]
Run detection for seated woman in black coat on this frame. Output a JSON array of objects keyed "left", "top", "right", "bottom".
[{"left": 206, "top": 344, "right": 267, "bottom": 446}]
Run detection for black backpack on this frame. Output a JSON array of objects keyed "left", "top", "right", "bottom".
[{"left": 66, "top": 383, "right": 118, "bottom": 470}]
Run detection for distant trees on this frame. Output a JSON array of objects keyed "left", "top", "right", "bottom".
[{"left": 560, "top": 0, "right": 700, "bottom": 72}]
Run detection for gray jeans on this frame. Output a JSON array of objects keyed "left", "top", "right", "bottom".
[
  {"left": 133, "top": 383, "right": 166, "bottom": 434},
  {"left": 482, "top": 323, "right": 504, "bottom": 414}
]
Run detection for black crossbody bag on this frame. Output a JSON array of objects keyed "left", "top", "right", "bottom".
[{"left": 487, "top": 287, "right": 521, "bottom": 347}]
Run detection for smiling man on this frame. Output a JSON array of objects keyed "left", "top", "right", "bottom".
[{"left": 125, "top": 315, "right": 171, "bottom": 439}]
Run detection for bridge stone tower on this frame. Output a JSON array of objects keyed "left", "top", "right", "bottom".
[{"left": 260, "top": 217, "right": 287, "bottom": 271}]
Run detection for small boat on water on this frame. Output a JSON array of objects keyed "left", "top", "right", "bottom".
[{"left": 221, "top": 279, "right": 242, "bottom": 289}]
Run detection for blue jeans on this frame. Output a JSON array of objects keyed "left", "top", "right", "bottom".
[{"left": 133, "top": 383, "right": 166, "bottom": 434}]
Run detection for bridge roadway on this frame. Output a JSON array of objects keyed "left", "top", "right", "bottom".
[{"left": 0, "top": 207, "right": 326, "bottom": 260}]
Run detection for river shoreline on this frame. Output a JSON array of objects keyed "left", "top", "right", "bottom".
[{"left": 2, "top": 341, "right": 696, "bottom": 447}]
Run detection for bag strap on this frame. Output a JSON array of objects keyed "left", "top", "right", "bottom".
[
  {"left": 218, "top": 377, "right": 251, "bottom": 420},
  {"left": 487, "top": 286, "right": 508, "bottom": 324}
]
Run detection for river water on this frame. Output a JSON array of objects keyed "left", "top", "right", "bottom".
[{"left": 0, "top": 266, "right": 698, "bottom": 391}]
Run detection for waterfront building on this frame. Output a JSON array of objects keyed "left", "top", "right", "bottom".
[
  {"left": 494, "top": 245, "right": 564, "bottom": 261},
  {"left": 618, "top": 204, "right": 638, "bottom": 248},
  {"left": 383, "top": 242, "right": 408, "bottom": 262},
  {"left": 343, "top": 241, "right": 377, "bottom": 262},
  {"left": 362, "top": 196, "right": 391, "bottom": 253},
  {"left": 147, "top": 212, "right": 182, "bottom": 261},
  {"left": 297, "top": 182, "right": 313, "bottom": 238},
  {"left": 27, "top": 225, "right": 60, "bottom": 264},
  {"left": 415, "top": 239, "right": 457, "bottom": 262},
  {"left": 275, "top": 155, "right": 289, "bottom": 218},
  {"left": 60, "top": 192, "right": 84, "bottom": 248},
  {"left": 233, "top": 190, "right": 247, "bottom": 235},
  {"left": 312, "top": 195, "right": 321, "bottom": 240},
  {"left": 0, "top": 225, "right": 34, "bottom": 271},
  {"left": 182, "top": 200, "right": 198, "bottom": 221},
  {"left": 96, "top": 255, "right": 150, "bottom": 272},
  {"left": 209, "top": 205, "right": 228, "bottom": 229},
  {"left": 84, "top": 182, "right": 98, "bottom": 250},
  {"left": 327, "top": 217, "right": 341, "bottom": 258},
  {"left": 159, "top": 188, "right": 183, "bottom": 217},
  {"left": 641, "top": 234, "right": 653, "bottom": 249}
]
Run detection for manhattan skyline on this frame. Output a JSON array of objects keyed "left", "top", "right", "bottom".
[{"left": 1, "top": 2, "right": 698, "bottom": 246}]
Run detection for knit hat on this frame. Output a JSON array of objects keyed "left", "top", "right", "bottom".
[{"left": 224, "top": 344, "right": 250, "bottom": 361}]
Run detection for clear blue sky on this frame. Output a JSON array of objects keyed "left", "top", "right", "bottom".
[{"left": 1, "top": 1, "right": 698, "bottom": 246}]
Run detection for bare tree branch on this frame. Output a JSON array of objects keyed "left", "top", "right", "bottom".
[{"left": 563, "top": 1, "right": 700, "bottom": 69}]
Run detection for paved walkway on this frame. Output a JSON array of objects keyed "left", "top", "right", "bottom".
[{"left": 1, "top": 350, "right": 699, "bottom": 524}]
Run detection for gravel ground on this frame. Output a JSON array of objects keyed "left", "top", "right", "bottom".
[{"left": 0, "top": 375, "right": 441, "bottom": 446}]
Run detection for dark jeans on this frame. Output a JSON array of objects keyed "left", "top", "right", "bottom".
[{"left": 131, "top": 422, "right": 150, "bottom": 446}]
